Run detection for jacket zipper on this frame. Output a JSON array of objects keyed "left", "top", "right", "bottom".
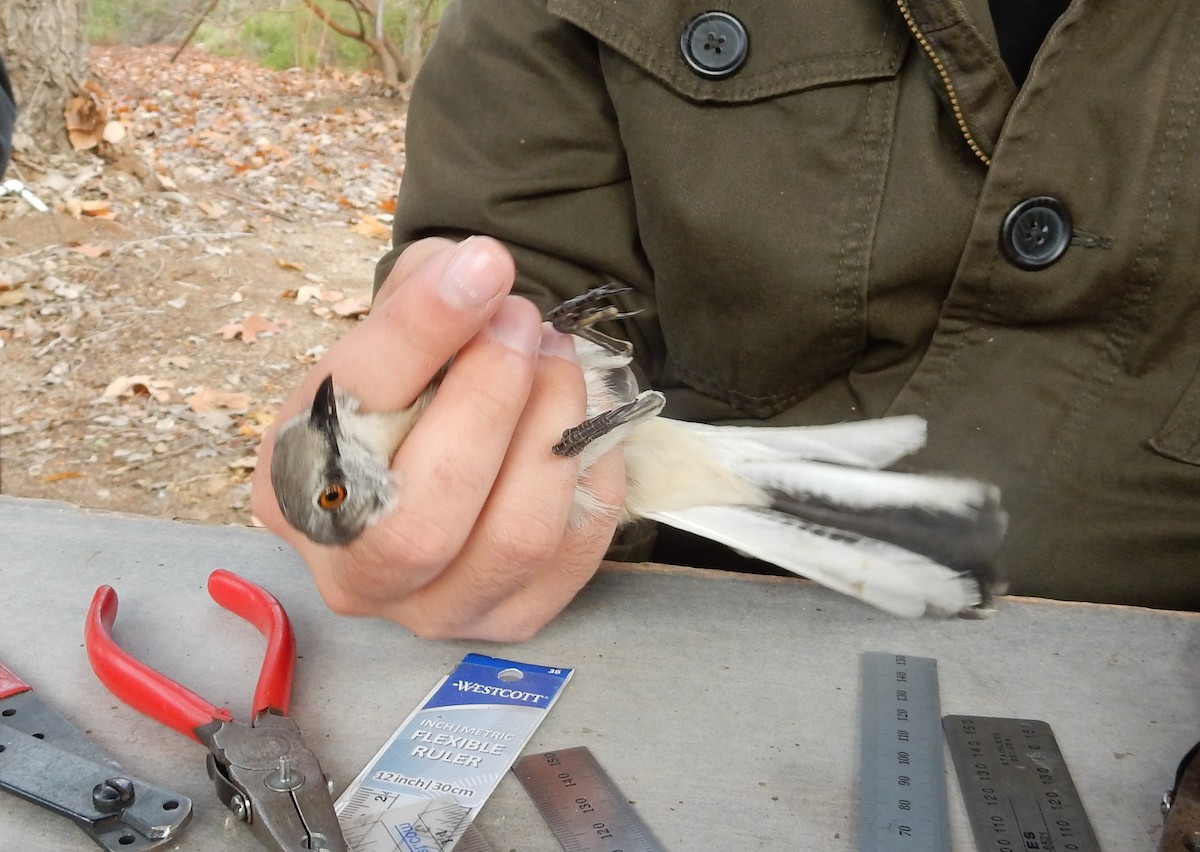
[{"left": 893, "top": 0, "right": 992, "bottom": 167}]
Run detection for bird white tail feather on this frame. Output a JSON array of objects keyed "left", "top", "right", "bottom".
[
  {"left": 645, "top": 504, "right": 983, "bottom": 617},
  {"left": 731, "top": 458, "right": 997, "bottom": 517},
  {"left": 679, "top": 415, "right": 928, "bottom": 469}
]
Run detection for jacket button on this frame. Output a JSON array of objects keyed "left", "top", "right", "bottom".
[
  {"left": 680, "top": 12, "right": 749, "bottom": 79},
  {"left": 1000, "top": 196, "right": 1072, "bottom": 269}
]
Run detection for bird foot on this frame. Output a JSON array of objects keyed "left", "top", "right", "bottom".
[
  {"left": 553, "top": 390, "right": 665, "bottom": 457},
  {"left": 547, "top": 284, "right": 638, "bottom": 356}
]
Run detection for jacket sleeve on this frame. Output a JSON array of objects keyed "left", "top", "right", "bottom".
[
  {"left": 0, "top": 54, "right": 15, "bottom": 178},
  {"left": 378, "top": 0, "right": 666, "bottom": 382}
]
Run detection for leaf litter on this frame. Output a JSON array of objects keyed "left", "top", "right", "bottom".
[{"left": 0, "top": 46, "right": 401, "bottom": 524}]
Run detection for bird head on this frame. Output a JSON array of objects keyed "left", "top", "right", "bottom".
[{"left": 269, "top": 375, "right": 394, "bottom": 545}]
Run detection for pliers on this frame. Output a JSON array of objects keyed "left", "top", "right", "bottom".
[{"left": 84, "top": 569, "right": 347, "bottom": 852}]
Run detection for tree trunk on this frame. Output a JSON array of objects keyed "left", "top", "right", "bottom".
[{"left": 0, "top": 0, "right": 89, "bottom": 156}]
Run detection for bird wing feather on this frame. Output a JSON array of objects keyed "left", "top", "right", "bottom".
[{"left": 645, "top": 504, "right": 983, "bottom": 617}]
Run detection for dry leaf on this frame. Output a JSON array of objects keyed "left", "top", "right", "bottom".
[
  {"left": 350, "top": 214, "right": 391, "bottom": 240},
  {"left": 102, "top": 120, "right": 127, "bottom": 144},
  {"left": 275, "top": 258, "right": 304, "bottom": 272},
  {"left": 197, "top": 199, "right": 227, "bottom": 218},
  {"left": 78, "top": 199, "right": 115, "bottom": 219},
  {"left": 65, "top": 90, "right": 107, "bottom": 151},
  {"left": 71, "top": 243, "right": 113, "bottom": 258},
  {"left": 42, "top": 471, "right": 84, "bottom": 483},
  {"left": 294, "top": 284, "right": 324, "bottom": 304},
  {"left": 219, "top": 313, "right": 281, "bottom": 343},
  {"left": 330, "top": 294, "right": 371, "bottom": 318},
  {"left": 101, "top": 375, "right": 174, "bottom": 402},
  {"left": 185, "top": 387, "right": 253, "bottom": 413}
]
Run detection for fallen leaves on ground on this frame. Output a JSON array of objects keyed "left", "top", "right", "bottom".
[
  {"left": 219, "top": 312, "right": 282, "bottom": 344},
  {"left": 0, "top": 45, "right": 398, "bottom": 524}
]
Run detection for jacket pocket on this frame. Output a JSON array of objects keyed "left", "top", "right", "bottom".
[
  {"left": 1150, "top": 368, "right": 1200, "bottom": 464},
  {"left": 549, "top": 1, "right": 906, "bottom": 103},
  {"left": 549, "top": 1, "right": 908, "bottom": 417}
]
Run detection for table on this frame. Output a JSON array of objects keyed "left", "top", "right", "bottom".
[{"left": 1, "top": 495, "right": 1194, "bottom": 849}]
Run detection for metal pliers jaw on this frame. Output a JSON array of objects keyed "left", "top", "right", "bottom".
[
  {"left": 201, "top": 712, "right": 344, "bottom": 851},
  {"left": 85, "top": 569, "right": 347, "bottom": 852}
]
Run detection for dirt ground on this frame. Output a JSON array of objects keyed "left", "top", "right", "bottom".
[{"left": 0, "top": 46, "right": 406, "bottom": 525}]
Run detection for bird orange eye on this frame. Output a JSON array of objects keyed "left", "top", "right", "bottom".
[{"left": 317, "top": 484, "right": 347, "bottom": 510}]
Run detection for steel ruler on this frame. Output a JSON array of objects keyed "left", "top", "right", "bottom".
[
  {"left": 858, "top": 652, "right": 951, "bottom": 852},
  {"left": 513, "top": 746, "right": 667, "bottom": 851},
  {"left": 943, "top": 715, "right": 1101, "bottom": 852}
]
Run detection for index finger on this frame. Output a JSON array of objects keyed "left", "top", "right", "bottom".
[
  {"left": 321, "top": 235, "right": 516, "bottom": 415},
  {"left": 251, "top": 236, "right": 515, "bottom": 533}
]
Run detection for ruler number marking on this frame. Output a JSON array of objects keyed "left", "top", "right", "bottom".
[
  {"left": 859, "top": 652, "right": 950, "bottom": 851},
  {"left": 514, "top": 747, "right": 664, "bottom": 852}
]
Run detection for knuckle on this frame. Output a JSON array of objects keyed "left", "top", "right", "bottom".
[
  {"left": 312, "top": 575, "right": 373, "bottom": 618},
  {"left": 461, "top": 367, "right": 525, "bottom": 426},
  {"left": 370, "top": 509, "right": 462, "bottom": 572},
  {"left": 478, "top": 610, "right": 548, "bottom": 644},
  {"left": 483, "top": 509, "right": 563, "bottom": 565}
]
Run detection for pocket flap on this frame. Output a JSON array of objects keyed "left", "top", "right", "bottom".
[{"left": 549, "top": 0, "right": 907, "bottom": 103}]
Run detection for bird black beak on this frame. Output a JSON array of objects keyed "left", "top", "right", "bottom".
[{"left": 310, "top": 375, "right": 339, "bottom": 442}]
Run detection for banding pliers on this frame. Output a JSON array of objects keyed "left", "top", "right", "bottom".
[{"left": 85, "top": 569, "right": 347, "bottom": 851}]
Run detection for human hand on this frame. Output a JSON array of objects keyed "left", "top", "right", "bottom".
[{"left": 250, "top": 236, "right": 625, "bottom": 640}]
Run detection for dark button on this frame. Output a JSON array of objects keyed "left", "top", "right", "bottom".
[
  {"left": 1000, "top": 196, "right": 1072, "bottom": 270},
  {"left": 680, "top": 12, "right": 749, "bottom": 79}
]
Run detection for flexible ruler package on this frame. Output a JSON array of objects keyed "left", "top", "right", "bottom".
[{"left": 336, "top": 653, "right": 573, "bottom": 851}]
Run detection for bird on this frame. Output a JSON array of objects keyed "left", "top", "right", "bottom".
[{"left": 269, "top": 286, "right": 1006, "bottom": 618}]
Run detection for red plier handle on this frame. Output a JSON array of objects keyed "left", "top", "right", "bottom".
[
  {"left": 85, "top": 569, "right": 296, "bottom": 743},
  {"left": 0, "top": 661, "right": 31, "bottom": 700}
]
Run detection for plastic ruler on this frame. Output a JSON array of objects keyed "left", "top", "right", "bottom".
[
  {"left": 337, "top": 791, "right": 493, "bottom": 852},
  {"left": 512, "top": 747, "right": 667, "bottom": 851},
  {"left": 942, "top": 715, "right": 1101, "bottom": 852},
  {"left": 858, "top": 652, "right": 951, "bottom": 852}
]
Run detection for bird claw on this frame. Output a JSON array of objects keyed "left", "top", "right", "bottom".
[{"left": 547, "top": 284, "right": 638, "bottom": 356}]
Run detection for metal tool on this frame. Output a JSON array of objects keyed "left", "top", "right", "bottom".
[
  {"left": 0, "top": 660, "right": 192, "bottom": 850},
  {"left": 513, "top": 746, "right": 666, "bottom": 852},
  {"left": 857, "top": 652, "right": 951, "bottom": 852},
  {"left": 84, "top": 568, "right": 347, "bottom": 852},
  {"left": 1161, "top": 740, "right": 1200, "bottom": 851},
  {"left": 0, "top": 178, "right": 49, "bottom": 211},
  {"left": 943, "top": 715, "right": 1100, "bottom": 852}
]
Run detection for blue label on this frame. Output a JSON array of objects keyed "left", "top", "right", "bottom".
[{"left": 425, "top": 654, "right": 572, "bottom": 710}]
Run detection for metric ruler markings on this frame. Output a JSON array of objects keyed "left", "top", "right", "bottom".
[
  {"left": 858, "top": 652, "right": 951, "bottom": 852},
  {"left": 513, "top": 746, "right": 667, "bottom": 852},
  {"left": 942, "top": 715, "right": 1101, "bottom": 852},
  {"left": 339, "top": 789, "right": 494, "bottom": 852}
]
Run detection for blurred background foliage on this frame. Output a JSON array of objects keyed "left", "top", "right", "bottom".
[{"left": 86, "top": 0, "right": 447, "bottom": 77}]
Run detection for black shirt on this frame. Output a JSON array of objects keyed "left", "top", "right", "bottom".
[{"left": 988, "top": 0, "right": 1072, "bottom": 87}]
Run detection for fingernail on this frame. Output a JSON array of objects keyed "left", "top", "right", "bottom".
[
  {"left": 539, "top": 323, "right": 578, "bottom": 362},
  {"left": 440, "top": 236, "right": 507, "bottom": 310},
  {"left": 488, "top": 297, "right": 541, "bottom": 354}
]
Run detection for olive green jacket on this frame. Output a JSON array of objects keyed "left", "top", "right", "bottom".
[{"left": 380, "top": 0, "right": 1200, "bottom": 610}]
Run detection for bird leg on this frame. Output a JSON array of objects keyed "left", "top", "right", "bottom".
[
  {"left": 547, "top": 284, "right": 639, "bottom": 357},
  {"left": 553, "top": 390, "right": 665, "bottom": 458}
]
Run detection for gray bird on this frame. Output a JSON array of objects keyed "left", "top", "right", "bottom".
[{"left": 270, "top": 287, "right": 1006, "bottom": 617}]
